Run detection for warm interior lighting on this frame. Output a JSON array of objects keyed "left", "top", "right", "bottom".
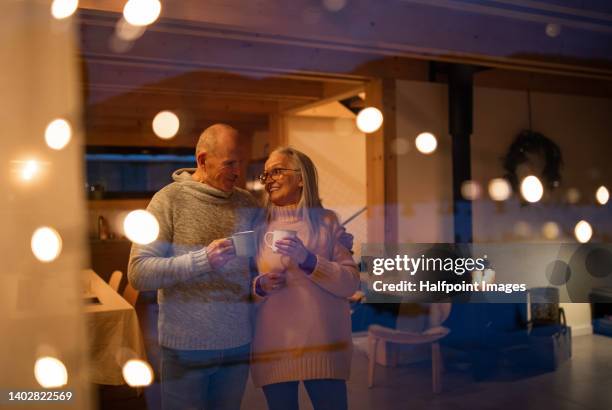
[
  {"left": 542, "top": 222, "right": 561, "bottom": 240},
  {"left": 45, "top": 118, "right": 72, "bottom": 150},
  {"left": 356, "top": 107, "right": 383, "bottom": 133},
  {"left": 391, "top": 138, "right": 410, "bottom": 155},
  {"left": 124, "top": 210, "right": 159, "bottom": 245},
  {"left": 461, "top": 180, "right": 481, "bottom": 200},
  {"left": 520, "top": 175, "right": 543, "bottom": 203},
  {"left": 51, "top": 0, "right": 78, "bottom": 20},
  {"left": 488, "top": 178, "right": 511, "bottom": 201},
  {"left": 123, "top": 0, "right": 162, "bottom": 26},
  {"left": 21, "top": 160, "right": 40, "bottom": 181},
  {"left": 415, "top": 132, "right": 437, "bottom": 154},
  {"left": 122, "top": 359, "right": 154, "bottom": 387},
  {"left": 596, "top": 185, "right": 609, "bottom": 205},
  {"left": 574, "top": 220, "right": 593, "bottom": 243},
  {"left": 34, "top": 357, "right": 68, "bottom": 388},
  {"left": 152, "top": 110, "right": 180, "bottom": 139},
  {"left": 31, "top": 227, "right": 62, "bottom": 262}
]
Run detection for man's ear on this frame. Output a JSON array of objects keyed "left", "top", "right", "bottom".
[{"left": 196, "top": 152, "right": 206, "bottom": 168}]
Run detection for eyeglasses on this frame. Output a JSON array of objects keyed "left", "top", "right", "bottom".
[{"left": 257, "top": 168, "right": 300, "bottom": 183}]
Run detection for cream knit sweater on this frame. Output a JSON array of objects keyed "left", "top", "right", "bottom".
[{"left": 251, "top": 205, "right": 360, "bottom": 387}]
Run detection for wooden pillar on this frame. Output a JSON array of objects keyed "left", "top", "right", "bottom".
[
  {"left": 365, "top": 78, "right": 398, "bottom": 244},
  {"left": 268, "top": 113, "right": 288, "bottom": 151}
]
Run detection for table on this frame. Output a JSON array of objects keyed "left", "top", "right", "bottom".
[{"left": 83, "top": 269, "right": 146, "bottom": 385}]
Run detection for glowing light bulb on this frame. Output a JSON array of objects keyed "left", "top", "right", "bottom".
[
  {"left": 415, "top": 132, "right": 437, "bottom": 154},
  {"left": 574, "top": 220, "right": 592, "bottom": 243},
  {"left": 566, "top": 188, "right": 580, "bottom": 204},
  {"left": 152, "top": 111, "right": 180, "bottom": 139},
  {"left": 123, "top": 0, "right": 161, "bottom": 26},
  {"left": 51, "top": 0, "right": 78, "bottom": 20},
  {"left": 356, "top": 107, "right": 383, "bottom": 133},
  {"left": 488, "top": 178, "right": 511, "bottom": 201},
  {"left": 34, "top": 357, "right": 68, "bottom": 388},
  {"left": 21, "top": 160, "right": 39, "bottom": 181},
  {"left": 122, "top": 359, "right": 154, "bottom": 387},
  {"left": 520, "top": 175, "right": 543, "bottom": 203},
  {"left": 124, "top": 210, "right": 159, "bottom": 245},
  {"left": 596, "top": 186, "right": 609, "bottom": 205},
  {"left": 31, "top": 227, "right": 62, "bottom": 262},
  {"left": 45, "top": 118, "right": 72, "bottom": 150}
]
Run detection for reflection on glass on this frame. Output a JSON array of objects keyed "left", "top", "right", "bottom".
[
  {"left": 31, "top": 227, "right": 62, "bottom": 262},
  {"left": 45, "top": 118, "right": 72, "bottom": 150},
  {"left": 542, "top": 222, "right": 561, "bottom": 240},
  {"left": 152, "top": 111, "right": 180, "bottom": 139},
  {"left": 51, "top": 0, "right": 78, "bottom": 20},
  {"left": 356, "top": 107, "right": 383, "bottom": 133},
  {"left": 488, "top": 178, "right": 511, "bottom": 201},
  {"left": 124, "top": 210, "right": 160, "bottom": 244},
  {"left": 520, "top": 175, "right": 543, "bottom": 203},
  {"left": 122, "top": 359, "right": 154, "bottom": 387},
  {"left": 415, "top": 132, "right": 437, "bottom": 155},
  {"left": 123, "top": 0, "right": 162, "bottom": 26},
  {"left": 596, "top": 186, "right": 609, "bottom": 205},
  {"left": 34, "top": 357, "right": 68, "bottom": 388},
  {"left": 574, "top": 220, "right": 593, "bottom": 243}
]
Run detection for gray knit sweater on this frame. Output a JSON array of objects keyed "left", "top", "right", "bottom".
[{"left": 128, "top": 168, "right": 259, "bottom": 350}]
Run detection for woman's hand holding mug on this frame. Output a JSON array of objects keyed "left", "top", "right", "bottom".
[{"left": 274, "top": 236, "right": 310, "bottom": 264}]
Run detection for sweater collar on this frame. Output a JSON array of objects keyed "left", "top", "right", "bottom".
[{"left": 270, "top": 204, "right": 301, "bottom": 222}]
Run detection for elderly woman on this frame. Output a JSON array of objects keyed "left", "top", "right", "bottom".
[{"left": 252, "top": 147, "right": 360, "bottom": 410}]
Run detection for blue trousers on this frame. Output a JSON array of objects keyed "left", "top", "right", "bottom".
[
  {"left": 160, "top": 343, "right": 250, "bottom": 410},
  {"left": 262, "top": 379, "right": 348, "bottom": 410}
]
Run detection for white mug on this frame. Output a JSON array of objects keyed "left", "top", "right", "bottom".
[
  {"left": 264, "top": 229, "right": 297, "bottom": 252},
  {"left": 232, "top": 230, "right": 256, "bottom": 257}
]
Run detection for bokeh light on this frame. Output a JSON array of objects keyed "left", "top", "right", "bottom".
[
  {"left": 356, "top": 107, "right": 383, "bottom": 133},
  {"left": 123, "top": 0, "right": 161, "bottom": 26},
  {"left": 34, "top": 357, "right": 68, "bottom": 388},
  {"left": 574, "top": 220, "right": 593, "bottom": 243},
  {"left": 546, "top": 23, "right": 561, "bottom": 38},
  {"left": 488, "top": 178, "right": 511, "bottom": 201},
  {"left": 461, "top": 180, "right": 482, "bottom": 200},
  {"left": 45, "top": 118, "right": 72, "bottom": 150},
  {"left": 122, "top": 359, "right": 154, "bottom": 387},
  {"left": 21, "top": 160, "right": 40, "bottom": 181},
  {"left": 51, "top": 0, "right": 78, "bottom": 20},
  {"left": 566, "top": 188, "right": 581, "bottom": 204},
  {"left": 31, "top": 227, "right": 62, "bottom": 262},
  {"left": 415, "top": 132, "right": 437, "bottom": 154},
  {"left": 322, "top": 0, "right": 348, "bottom": 12},
  {"left": 542, "top": 222, "right": 561, "bottom": 240},
  {"left": 123, "top": 210, "right": 159, "bottom": 245},
  {"left": 596, "top": 185, "right": 609, "bottom": 205},
  {"left": 116, "top": 17, "right": 147, "bottom": 41},
  {"left": 152, "top": 111, "right": 180, "bottom": 139},
  {"left": 520, "top": 175, "right": 543, "bottom": 203}
]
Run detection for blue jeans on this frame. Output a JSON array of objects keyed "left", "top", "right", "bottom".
[
  {"left": 160, "top": 343, "right": 250, "bottom": 410},
  {"left": 262, "top": 379, "right": 348, "bottom": 410}
]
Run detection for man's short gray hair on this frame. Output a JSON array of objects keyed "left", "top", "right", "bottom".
[{"left": 195, "top": 123, "right": 238, "bottom": 157}]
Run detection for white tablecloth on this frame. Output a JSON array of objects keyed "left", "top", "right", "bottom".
[{"left": 83, "top": 269, "right": 146, "bottom": 385}]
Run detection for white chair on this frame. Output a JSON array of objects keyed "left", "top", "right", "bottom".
[
  {"left": 367, "top": 303, "right": 451, "bottom": 393},
  {"left": 108, "top": 270, "right": 123, "bottom": 292}
]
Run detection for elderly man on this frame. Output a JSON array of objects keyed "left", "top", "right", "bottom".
[{"left": 128, "top": 124, "right": 258, "bottom": 410}]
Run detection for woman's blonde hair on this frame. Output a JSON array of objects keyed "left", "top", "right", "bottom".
[{"left": 264, "top": 146, "right": 323, "bottom": 237}]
